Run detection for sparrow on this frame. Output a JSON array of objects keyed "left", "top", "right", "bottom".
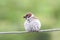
[{"left": 23, "top": 12, "right": 41, "bottom": 32}]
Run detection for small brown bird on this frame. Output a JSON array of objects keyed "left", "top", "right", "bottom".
[{"left": 23, "top": 12, "right": 41, "bottom": 32}]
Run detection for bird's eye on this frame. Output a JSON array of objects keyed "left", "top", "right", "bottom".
[
  {"left": 26, "top": 15, "right": 30, "bottom": 18},
  {"left": 23, "top": 15, "right": 28, "bottom": 18},
  {"left": 24, "top": 13, "right": 31, "bottom": 18}
]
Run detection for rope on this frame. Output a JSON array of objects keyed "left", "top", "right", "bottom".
[{"left": 0, "top": 28, "right": 60, "bottom": 34}]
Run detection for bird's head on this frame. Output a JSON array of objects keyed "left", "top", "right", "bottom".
[{"left": 23, "top": 12, "right": 34, "bottom": 19}]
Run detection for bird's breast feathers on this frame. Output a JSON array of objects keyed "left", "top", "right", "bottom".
[
  {"left": 24, "top": 18, "right": 41, "bottom": 27},
  {"left": 24, "top": 17, "right": 41, "bottom": 32}
]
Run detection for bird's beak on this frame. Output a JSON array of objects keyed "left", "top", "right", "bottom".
[{"left": 23, "top": 16, "right": 26, "bottom": 18}]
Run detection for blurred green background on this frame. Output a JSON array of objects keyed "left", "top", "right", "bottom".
[{"left": 0, "top": 0, "right": 60, "bottom": 40}]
